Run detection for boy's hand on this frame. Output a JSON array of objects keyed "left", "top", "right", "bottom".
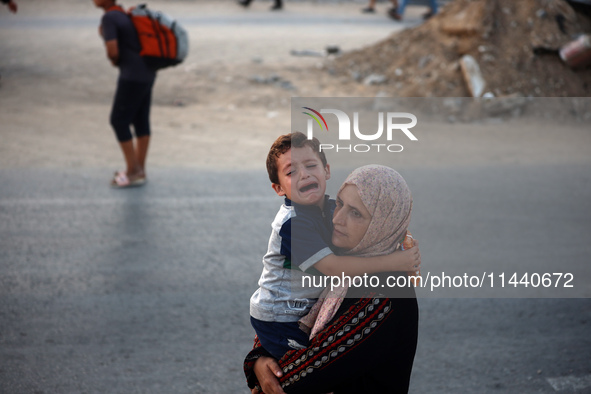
[
  {"left": 399, "top": 239, "right": 420, "bottom": 272},
  {"left": 252, "top": 357, "right": 285, "bottom": 394}
]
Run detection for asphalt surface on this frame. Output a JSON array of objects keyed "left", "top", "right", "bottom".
[
  {"left": 1, "top": 2, "right": 591, "bottom": 393},
  {"left": 1, "top": 164, "right": 590, "bottom": 393}
]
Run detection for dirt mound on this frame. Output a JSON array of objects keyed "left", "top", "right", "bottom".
[{"left": 328, "top": 0, "right": 591, "bottom": 97}]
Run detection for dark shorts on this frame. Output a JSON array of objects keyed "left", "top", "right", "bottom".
[{"left": 250, "top": 316, "right": 310, "bottom": 360}]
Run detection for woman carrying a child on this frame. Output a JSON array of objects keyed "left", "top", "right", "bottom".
[{"left": 245, "top": 164, "right": 419, "bottom": 393}]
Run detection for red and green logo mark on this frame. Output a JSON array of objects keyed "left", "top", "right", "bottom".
[{"left": 302, "top": 107, "right": 328, "bottom": 132}]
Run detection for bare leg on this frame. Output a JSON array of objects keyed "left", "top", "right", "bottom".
[
  {"left": 362, "top": 0, "right": 377, "bottom": 12},
  {"left": 135, "top": 135, "right": 150, "bottom": 177},
  {"left": 119, "top": 139, "right": 144, "bottom": 180}
]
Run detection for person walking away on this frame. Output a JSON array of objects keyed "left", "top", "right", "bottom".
[
  {"left": 390, "top": 0, "right": 438, "bottom": 20},
  {"left": 94, "top": 0, "right": 157, "bottom": 188},
  {"left": 361, "top": 0, "right": 398, "bottom": 15},
  {"left": 238, "top": 0, "right": 283, "bottom": 11}
]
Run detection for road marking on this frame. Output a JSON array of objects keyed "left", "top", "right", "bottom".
[{"left": 547, "top": 375, "right": 591, "bottom": 391}]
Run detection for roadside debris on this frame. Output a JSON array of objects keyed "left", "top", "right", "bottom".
[
  {"left": 327, "top": 0, "right": 591, "bottom": 97},
  {"left": 559, "top": 34, "right": 591, "bottom": 68},
  {"left": 290, "top": 49, "right": 325, "bottom": 57},
  {"left": 291, "top": 45, "right": 341, "bottom": 57},
  {"left": 364, "top": 73, "right": 388, "bottom": 85},
  {"left": 459, "top": 55, "right": 486, "bottom": 97},
  {"left": 249, "top": 74, "right": 296, "bottom": 90}
]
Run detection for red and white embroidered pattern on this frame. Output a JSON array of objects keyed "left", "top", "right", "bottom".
[{"left": 280, "top": 297, "right": 392, "bottom": 387}]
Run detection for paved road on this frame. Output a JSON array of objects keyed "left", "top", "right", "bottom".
[
  {"left": 1, "top": 165, "right": 590, "bottom": 393},
  {"left": 1, "top": 2, "right": 591, "bottom": 393}
]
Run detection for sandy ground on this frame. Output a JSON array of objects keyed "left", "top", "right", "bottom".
[
  {"left": 4, "top": 0, "right": 588, "bottom": 173},
  {"left": 0, "top": 0, "right": 421, "bottom": 171}
]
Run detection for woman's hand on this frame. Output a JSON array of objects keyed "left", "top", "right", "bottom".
[
  {"left": 252, "top": 356, "right": 285, "bottom": 394},
  {"left": 398, "top": 239, "right": 421, "bottom": 271}
]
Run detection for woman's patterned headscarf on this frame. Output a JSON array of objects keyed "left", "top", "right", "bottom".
[
  {"left": 300, "top": 165, "right": 413, "bottom": 338},
  {"left": 339, "top": 165, "right": 412, "bottom": 257}
]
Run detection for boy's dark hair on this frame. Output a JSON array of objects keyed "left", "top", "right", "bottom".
[{"left": 266, "top": 131, "right": 327, "bottom": 184}]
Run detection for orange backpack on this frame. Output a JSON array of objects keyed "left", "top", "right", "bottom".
[{"left": 111, "top": 4, "right": 189, "bottom": 70}]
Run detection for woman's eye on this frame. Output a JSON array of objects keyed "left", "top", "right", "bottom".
[
  {"left": 307, "top": 164, "right": 317, "bottom": 169},
  {"left": 352, "top": 210, "right": 361, "bottom": 218}
]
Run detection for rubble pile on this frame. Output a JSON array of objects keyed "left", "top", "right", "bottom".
[{"left": 328, "top": 0, "right": 591, "bottom": 97}]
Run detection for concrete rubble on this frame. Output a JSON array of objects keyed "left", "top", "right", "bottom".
[{"left": 327, "top": 0, "right": 591, "bottom": 98}]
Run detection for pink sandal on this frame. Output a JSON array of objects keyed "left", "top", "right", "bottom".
[{"left": 111, "top": 171, "right": 146, "bottom": 188}]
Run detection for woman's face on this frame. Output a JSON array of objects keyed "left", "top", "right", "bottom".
[{"left": 332, "top": 185, "right": 372, "bottom": 250}]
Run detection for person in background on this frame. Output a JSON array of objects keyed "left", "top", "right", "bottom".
[
  {"left": 93, "top": 0, "right": 157, "bottom": 188},
  {"left": 361, "top": 0, "right": 398, "bottom": 15},
  {"left": 391, "top": 0, "right": 438, "bottom": 20},
  {"left": 1, "top": 0, "right": 17, "bottom": 13},
  {"left": 238, "top": 0, "right": 283, "bottom": 11}
]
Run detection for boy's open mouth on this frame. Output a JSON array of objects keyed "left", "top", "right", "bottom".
[{"left": 299, "top": 183, "right": 318, "bottom": 193}]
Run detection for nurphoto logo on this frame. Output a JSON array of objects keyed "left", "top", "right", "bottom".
[{"left": 302, "top": 107, "right": 418, "bottom": 153}]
